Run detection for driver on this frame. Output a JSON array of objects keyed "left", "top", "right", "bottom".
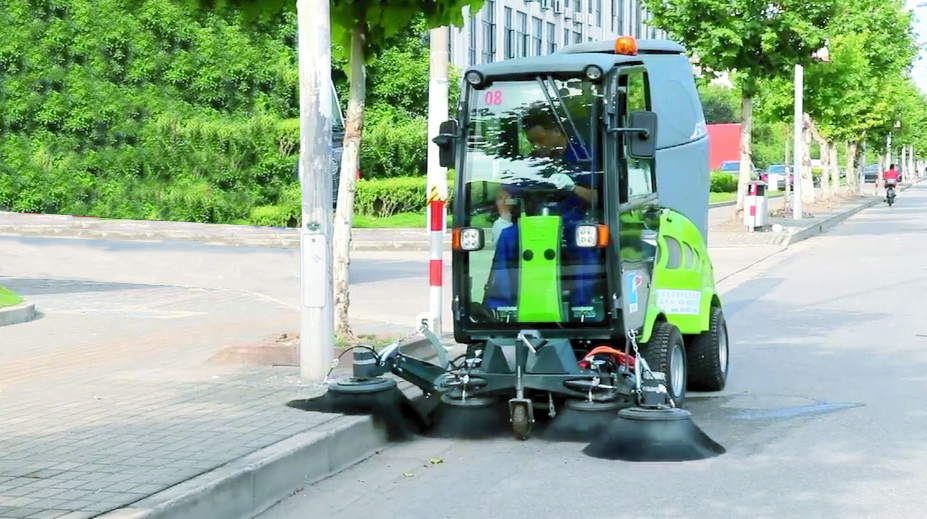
[
  {"left": 481, "top": 106, "right": 602, "bottom": 315},
  {"left": 521, "top": 108, "right": 599, "bottom": 213}
]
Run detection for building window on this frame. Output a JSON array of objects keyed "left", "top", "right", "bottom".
[
  {"left": 573, "top": 21, "right": 583, "bottom": 44},
  {"left": 612, "top": 0, "right": 624, "bottom": 34},
  {"left": 634, "top": 5, "right": 642, "bottom": 38},
  {"left": 481, "top": 1, "right": 496, "bottom": 63},
  {"left": 595, "top": 0, "right": 602, "bottom": 26},
  {"left": 548, "top": 22, "right": 556, "bottom": 54},
  {"left": 517, "top": 11, "right": 528, "bottom": 57},
  {"left": 468, "top": 16, "right": 477, "bottom": 65},
  {"left": 573, "top": 0, "right": 581, "bottom": 12},
  {"left": 532, "top": 17, "right": 542, "bottom": 56},
  {"left": 610, "top": 0, "right": 616, "bottom": 31},
  {"left": 504, "top": 7, "right": 514, "bottom": 59},
  {"left": 564, "top": 27, "right": 570, "bottom": 47}
]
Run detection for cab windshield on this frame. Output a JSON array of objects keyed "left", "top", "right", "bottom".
[{"left": 459, "top": 76, "right": 608, "bottom": 328}]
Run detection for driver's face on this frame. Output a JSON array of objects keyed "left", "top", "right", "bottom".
[{"left": 526, "top": 125, "right": 566, "bottom": 157}]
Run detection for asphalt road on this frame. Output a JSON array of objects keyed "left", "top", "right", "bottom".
[
  {"left": 0, "top": 221, "right": 778, "bottom": 338},
  {"left": 255, "top": 185, "right": 927, "bottom": 519}
]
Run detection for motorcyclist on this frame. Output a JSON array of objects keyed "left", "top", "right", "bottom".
[{"left": 883, "top": 163, "right": 899, "bottom": 202}]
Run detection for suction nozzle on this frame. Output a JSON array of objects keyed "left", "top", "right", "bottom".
[
  {"left": 583, "top": 407, "right": 725, "bottom": 462},
  {"left": 541, "top": 398, "right": 630, "bottom": 442}
]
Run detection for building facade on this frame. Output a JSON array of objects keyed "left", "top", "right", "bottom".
[{"left": 450, "top": 0, "right": 667, "bottom": 70}]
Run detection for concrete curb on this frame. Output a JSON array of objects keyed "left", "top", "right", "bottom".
[
  {"left": 96, "top": 415, "right": 389, "bottom": 519},
  {"left": 0, "top": 199, "right": 746, "bottom": 253},
  {"left": 0, "top": 301, "right": 37, "bottom": 327},
  {"left": 96, "top": 340, "right": 449, "bottom": 519}
]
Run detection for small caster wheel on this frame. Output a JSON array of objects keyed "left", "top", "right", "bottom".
[{"left": 511, "top": 403, "right": 531, "bottom": 440}]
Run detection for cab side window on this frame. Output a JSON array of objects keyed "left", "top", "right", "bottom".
[{"left": 620, "top": 70, "right": 654, "bottom": 201}]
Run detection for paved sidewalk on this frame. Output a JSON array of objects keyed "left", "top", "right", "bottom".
[{"left": 0, "top": 181, "right": 919, "bottom": 519}]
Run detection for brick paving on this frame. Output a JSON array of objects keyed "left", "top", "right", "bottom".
[{"left": 0, "top": 280, "right": 334, "bottom": 519}]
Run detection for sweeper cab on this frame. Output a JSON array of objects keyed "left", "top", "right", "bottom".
[{"left": 316, "top": 37, "right": 731, "bottom": 461}]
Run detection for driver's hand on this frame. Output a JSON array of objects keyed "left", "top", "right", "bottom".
[{"left": 550, "top": 173, "right": 575, "bottom": 192}]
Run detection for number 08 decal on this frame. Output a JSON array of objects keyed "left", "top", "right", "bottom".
[{"left": 484, "top": 90, "right": 503, "bottom": 105}]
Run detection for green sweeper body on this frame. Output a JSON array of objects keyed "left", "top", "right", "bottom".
[{"left": 327, "top": 38, "right": 731, "bottom": 457}]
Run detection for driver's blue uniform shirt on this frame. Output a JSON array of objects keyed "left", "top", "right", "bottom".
[{"left": 483, "top": 137, "right": 600, "bottom": 314}]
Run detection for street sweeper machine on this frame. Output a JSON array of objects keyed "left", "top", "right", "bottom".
[{"left": 308, "top": 37, "right": 732, "bottom": 462}]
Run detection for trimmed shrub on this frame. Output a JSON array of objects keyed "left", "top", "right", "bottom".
[
  {"left": 710, "top": 171, "right": 738, "bottom": 193},
  {"left": 358, "top": 105, "right": 428, "bottom": 178}
]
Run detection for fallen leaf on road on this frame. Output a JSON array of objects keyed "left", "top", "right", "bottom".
[
  {"left": 428, "top": 457, "right": 443, "bottom": 465},
  {"left": 403, "top": 472, "right": 414, "bottom": 478}
]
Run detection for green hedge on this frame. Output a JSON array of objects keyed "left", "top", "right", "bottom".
[
  {"left": 0, "top": 0, "right": 300, "bottom": 223},
  {"left": 358, "top": 105, "right": 428, "bottom": 178},
  {"left": 248, "top": 175, "right": 457, "bottom": 227},
  {"left": 710, "top": 171, "right": 738, "bottom": 193}
]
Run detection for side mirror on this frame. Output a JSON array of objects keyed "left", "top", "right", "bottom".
[
  {"left": 627, "top": 111, "right": 657, "bottom": 159},
  {"left": 433, "top": 120, "right": 459, "bottom": 168}
]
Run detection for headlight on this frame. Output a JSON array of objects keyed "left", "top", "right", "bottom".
[
  {"left": 457, "top": 227, "right": 484, "bottom": 251},
  {"left": 575, "top": 224, "right": 599, "bottom": 248},
  {"left": 465, "top": 70, "right": 484, "bottom": 86},
  {"left": 584, "top": 65, "right": 603, "bottom": 80}
]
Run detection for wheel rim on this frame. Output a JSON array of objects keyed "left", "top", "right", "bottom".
[
  {"left": 670, "top": 343, "right": 685, "bottom": 397},
  {"left": 719, "top": 324, "right": 729, "bottom": 373}
]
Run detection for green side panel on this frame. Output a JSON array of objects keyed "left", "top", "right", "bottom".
[
  {"left": 641, "top": 208, "right": 718, "bottom": 340},
  {"left": 516, "top": 215, "right": 563, "bottom": 322}
]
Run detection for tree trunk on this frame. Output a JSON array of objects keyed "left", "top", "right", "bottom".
[
  {"left": 332, "top": 23, "right": 367, "bottom": 340},
  {"left": 735, "top": 93, "right": 753, "bottom": 213},
  {"left": 801, "top": 114, "right": 814, "bottom": 205},
  {"left": 846, "top": 140, "right": 859, "bottom": 194},
  {"left": 828, "top": 143, "right": 839, "bottom": 195},
  {"left": 805, "top": 117, "right": 829, "bottom": 200}
]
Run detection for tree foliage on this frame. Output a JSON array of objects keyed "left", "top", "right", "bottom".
[
  {"left": 0, "top": 0, "right": 300, "bottom": 219},
  {"left": 642, "top": 0, "right": 834, "bottom": 92}
]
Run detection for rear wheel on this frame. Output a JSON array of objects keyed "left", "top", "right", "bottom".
[
  {"left": 687, "top": 306, "right": 730, "bottom": 392},
  {"left": 639, "top": 321, "right": 687, "bottom": 407}
]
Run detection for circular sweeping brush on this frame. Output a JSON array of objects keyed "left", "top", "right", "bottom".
[
  {"left": 541, "top": 398, "right": 631, "bottom": 443},
  {"left": 583, "top": 407, "right": 726, "bottom": 462},
  {"left": 425, "top": 394, "right": 510, "bottom": 440}
]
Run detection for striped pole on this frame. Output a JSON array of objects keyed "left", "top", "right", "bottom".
[{"left": 428, "top": 186, "right": 444, "bottom": 335}]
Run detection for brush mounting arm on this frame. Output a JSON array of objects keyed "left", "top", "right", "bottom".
[{"left": 349, "top": 347, "right": 450, "bottom": 395}]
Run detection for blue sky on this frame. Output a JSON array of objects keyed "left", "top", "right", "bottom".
[{"left": 910, "top": 0, "right": 927, "bottom": 92}]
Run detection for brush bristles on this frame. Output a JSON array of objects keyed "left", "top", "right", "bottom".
[
  {"left": 427, "top": 401, "right": 510, "bottom": 440},
  {"left": 287, "top": 387, "right": 425, "bottom": 441},
  {"left": 583, "top": 411, "right": 726, "bottom": 461}
]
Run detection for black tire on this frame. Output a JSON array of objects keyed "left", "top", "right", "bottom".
[
  {"left": 639, "top": 321, "right": 687, "bottom": 407},
  {"left": 687, "top": 306, "right": 730, "bottom": 392},
  {"left": 511, "top": 405, "right": 530, "bottom": 441}
]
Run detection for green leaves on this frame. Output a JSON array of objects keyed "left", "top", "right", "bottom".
[
  {"left": 0, "top": 0, "right": 300, "bottom": 221},
  {"left": 643, "top": 0, "right": 834, "bottom": 81}
]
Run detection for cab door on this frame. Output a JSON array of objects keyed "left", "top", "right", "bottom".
[{"left": 613, "top": 67, "right": 660, "bottom": 333}]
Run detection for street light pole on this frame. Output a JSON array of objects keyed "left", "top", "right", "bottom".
[
  {"left": 426, "top": 26, "right": 450, "bottom": 336},
  {"left": 298, "top": 0, "right": 334, "bottom": 382},
  {"left": 792, "top": 64, "right": 803, "bottom": 220}
]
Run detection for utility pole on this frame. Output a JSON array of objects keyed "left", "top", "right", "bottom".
[
  {"left": 426, "top": 26, "right": 450, "bottom": 336},
  {"left": 792, "top": 64, "right": 803, "bottom": 220},
  {"left": 298, "top": 0, "right": 334, "bottom": 382}
]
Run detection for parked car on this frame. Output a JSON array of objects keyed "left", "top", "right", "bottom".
[
  {"left": 718, "top": 160, "right": 760, "bottom": 180},
  {"left": 762, "top": 164, "right": 793, "bottom": 190},
  {"left": 863, "top": 164, "right": 879, "bottom": 184}
]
